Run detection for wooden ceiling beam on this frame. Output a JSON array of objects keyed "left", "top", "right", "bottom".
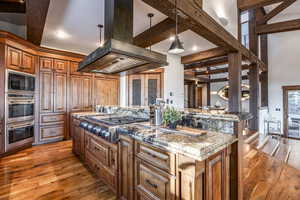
[
  {"left": 0, "top": 1, "right": 25, "bottom": 13},
  {"left": 142, "top": 0, "right": 266, "bottom": 71},
  {"left": 184, "top": 56, "right": 228, "bottom": 70},
  {"left": 26, "top": 0, "right": 50, "bottom": 46},
  {"left": 257, "top": 0, "right": 297, "bottom": 24},
  {"left": 133, "top": 18, "right": 189, "bottom": 48},
  {"left": 238, "top": 0, "right": 284, "bottom": 10},
  {"left": 209, "top": 75, "right": 249, "bottom": 83},
  {"left": 196, "top": 64, "right": 250, "bottom": 76},
  {"left": 181, "top": 47, "right": 231, "bottom": 64},
  {"left": 257, "top": 18, "right": 300, "bottom": 34}
]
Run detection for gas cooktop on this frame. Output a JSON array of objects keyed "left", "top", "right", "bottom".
[{"left": 86, "top": 115, "right": 149, "bottom": 126}]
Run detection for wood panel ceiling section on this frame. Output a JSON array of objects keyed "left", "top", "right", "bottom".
[
  {"left": 0, "top": 0, "right": 25, "bottom": 13},
  {"left": 142, "top": 0, "right": 266, "bottom": 71}
]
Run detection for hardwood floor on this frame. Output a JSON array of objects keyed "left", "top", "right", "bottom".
[
  {"left": 0, "top": 141, "right": 116, "bottom": 200},
  {"left": 0, "top": 140, "right": 300, "bottom": 200}
]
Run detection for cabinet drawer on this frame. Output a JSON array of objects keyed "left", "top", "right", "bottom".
[
  {"left": 135, "top": 142, "right": 176, "bottom": 175},
  {"left": 86, "top": 134, "right": 109, "bottom": 166},
  {"left": 40, "top": 125, "right": 64, "bottom": 141},
  {"left": 41, "top": 114, "right": 65, "bottom": 124},
  {"left": 135, "top": 158, "right": 175, "bottom": 200},
  {"left": 85, "top": 150, "right": 117, "bottom": 192}
]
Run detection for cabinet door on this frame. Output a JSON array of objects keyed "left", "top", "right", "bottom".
[
  {"left": 107, "top": 79, "right": 119, "bottom": 106},
  {"left": 54, "top": 59, "right": 68, "bottom": 73},
  {"left": 118, "top": 136, "right": 134, "bottom": 200},
  {"left": 7, "top": 46, "right": 22, "bottom": 71},
  {"left": 53, "top": 73, "right": 67, "bottom": 112},
  {"left": 206, "top": 151, "right": 226, "bottom": 200},
  {"left": 22, "top": 52, "right": 35, "bottom": 74},
  {"left": 40, "top": 71, "right": 53, "bottom": 113},
  {"left": 40, "top": 57, "right": 53, "bottom": 72},
  {"left": 129, "top": 75, "right": 144, "bottom": 106},
  {"left": 70, "top": 61, "right": 81, "bottom": 75},
  {"left": 82, "top": 76, "right": 93, "bottom": 110},
  {"left": 69, "top": 76, "right": 82, "bottom": 112},
  {"left": 145, "top": 74, "right": 161, "bottom": 106},
  {"left": 94, "top": 77, "right": 119, "bottom": 106}
]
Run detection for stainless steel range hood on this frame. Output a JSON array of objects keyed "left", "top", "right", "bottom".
[{"left": 78, "top": 0, "right": 168, "bottom": 74}]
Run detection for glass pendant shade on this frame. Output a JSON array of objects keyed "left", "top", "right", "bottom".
[{"left": 168, "top": 35, "right": 184, "bottom": 54}]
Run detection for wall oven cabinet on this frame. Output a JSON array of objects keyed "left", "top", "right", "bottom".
[
  {"left": 7, "top": 95, "right": 34, "bottom": 123},
  {"left": 6, "top": 121, "right": 34, "bottom": 152}
]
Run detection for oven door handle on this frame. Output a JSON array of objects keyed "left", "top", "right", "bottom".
[
  {"left": 8, "top": 100, "right": 35, "bottom": 104},
  {"left": 8, "top": 123, "right": 34, "bottom": 130}
]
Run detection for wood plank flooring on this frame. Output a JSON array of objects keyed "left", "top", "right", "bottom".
[
  {"left": 0, "top": 141, "right": 116, "bottom": 200},
  {"left": 0, "top": 140, "right": 300, "bottom": 200}
]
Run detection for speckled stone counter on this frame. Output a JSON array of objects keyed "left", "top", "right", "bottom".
[
  {"left": 117, "top": 123, "right": 237, "bottom": 161},
  {"left": 72, "top": 111, "right": 237, "bottom": 161}
]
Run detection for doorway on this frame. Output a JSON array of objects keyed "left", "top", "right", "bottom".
[{"left": 283, "top": 86, "right": 300, "bottom": 139}]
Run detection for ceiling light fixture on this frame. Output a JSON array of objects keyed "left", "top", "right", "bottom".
[
  {"left": 192, "top": 46, "right": 198, "bottom": 51},
  {"left": 56, "top": 30, "right": 70, "bottom": 39},
  {"left": 147, "top": 13, "right": 154, "bottom": 51},
  {"left": 168, "top": 0, "right": 184, "bottom": 54},
  {"left": 97, "top": 24, "right": 104, "bottom": 47}
]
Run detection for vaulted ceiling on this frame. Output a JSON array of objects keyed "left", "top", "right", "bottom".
[{"left": 40, "top": 0, "right": 239, "bottom": 56}]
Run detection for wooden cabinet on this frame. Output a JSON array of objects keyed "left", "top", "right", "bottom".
[
  {"left": 40, "top": 124, "right": 64, "bottom": 142},
  {"left": 72, "top": 122, "right": 85, "bottom": 160},
  {"left": 53, "top": 73, "right": 67, "bottom": 112},
  {"left": 94, "top": 77, "right": 119, "bottom": 106},
  {"left": 69, "top": 75, "right": 93, "bottom": 112},
  {"left": 135, "top": 158, "right": 176, "bottom": 200},
  {"left": 118, "top": 135, "right": 135, "bottom": 200},
  {"left": 40, "top": 57, "right": 53, "bottom": 71},
  {"left": 40, "top": 71, "right": 53, "bottom": 113},
  {"left": 128, "top": 73, "right": 162, "bottom": 106},
  {"left": 7, "top": 46, "right": 35, "bottom": 74},
  {"left": 40, "top": 72, "right": 67, "bottom": 113},
  {"left": 70, "top": 61, "right": 91, "bottom": 76},
  {"left": 54, "top": 59, "right": 68, "bottom": 73}
]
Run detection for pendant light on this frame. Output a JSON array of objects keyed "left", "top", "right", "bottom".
[
  {"left": 168, "top": 0, "right": 184, "bottom": 54},
  {"left": 148, "top": 13, "right": 154, "bottom": 51},
  {"left": 97, "top": 24, "right": 103, "bottom": 47}
]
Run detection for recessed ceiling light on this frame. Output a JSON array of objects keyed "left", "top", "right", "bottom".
[
  {"left": 56, "top": 30, "right": 70, "bottom": 39},
  {"left": 192, "top": 46, "right": 198, "bottom": 51},
  {"left": 169, "top": 36, "right": 175, "bottom": 41}
]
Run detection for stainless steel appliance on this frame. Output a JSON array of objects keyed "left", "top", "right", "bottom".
[
  {"left": 7, "top": 70, "right": 35, "bottom": 93},
  {"left": 80, "top": 115, "right": 149, "bottom": 143},
  {"left": 78, "top": 0, "right": 167, "bottom": 74},
  {"left": 5, "top": 70, "right": 36, "bottom": 152},
  {"left": 6, "top": 121, "right": 34, "bottom": 151},
  {"left": 7, "top": 93, "right": 35, "bottom": 123},
  {"left": 149, "top": 98, "right": 165, "bottom": 126}
]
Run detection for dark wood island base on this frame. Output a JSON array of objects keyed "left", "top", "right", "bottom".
[{"left": 72, "top": 116, "right": 242, "bottom": 200}]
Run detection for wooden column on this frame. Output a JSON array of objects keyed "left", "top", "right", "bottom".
[
  {"left": 260, "top": 34, "right": 268, "bottom": 107},
  {"left": 228, "top": 52, "right": 242, "bottom": 112},
  {"left": 228, "top": 52, "right": 243, "bottom": 200},
  {"left": 249, "top": 64, "right": 259, "bottom": 130}
]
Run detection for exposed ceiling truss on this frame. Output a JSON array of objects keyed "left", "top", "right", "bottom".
[{"left": 0, "top": 0, "right": 51, "bottom": 46}]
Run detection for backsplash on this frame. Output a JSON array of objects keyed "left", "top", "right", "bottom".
[{"left": 95, "top": 105, "right": 149, "bottom": 119}]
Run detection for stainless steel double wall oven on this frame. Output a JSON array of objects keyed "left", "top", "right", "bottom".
[{"left": 5, "top": 70, "right": 35, "bottom": 152}]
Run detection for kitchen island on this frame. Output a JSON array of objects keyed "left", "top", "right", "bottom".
[{"left": 71, "top": 110, "right": 242, "bottom": 200}]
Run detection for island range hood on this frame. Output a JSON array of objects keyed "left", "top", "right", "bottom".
[{"left": 78, "top": 0, "right": 168, "bottom": 74}]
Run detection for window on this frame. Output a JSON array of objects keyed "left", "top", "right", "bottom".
[{"left": 240, "top": 11, "right": 249, "bottom": 49}]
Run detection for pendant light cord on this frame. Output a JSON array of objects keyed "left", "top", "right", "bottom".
[
  {"left": 148, "top": 13, "right": 154, "bottom": 51},
  {"left": 98, "top": 24, "right": 103, "bottom": 46},
  {"left": 175, "top": 0, "right": 178, "bottom": 36}
]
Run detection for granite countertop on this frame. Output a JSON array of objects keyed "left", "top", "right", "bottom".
[
  {"left": 184, "top": 108, "right": 253, "bottom": 122},
  {"left": 118, "top": 122, "right": 237, "bottom": 161},
  {"left": 72, "top": 112, "right": 238, "bottom": 161}
]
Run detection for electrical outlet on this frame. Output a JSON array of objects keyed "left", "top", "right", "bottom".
[{"left": 275, "top": 108, "right": 281, "bottom": 111}]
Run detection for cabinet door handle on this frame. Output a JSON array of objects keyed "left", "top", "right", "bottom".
[
  {"left": 146, "top": 179, "right": 157, "bottom": 189},
  {"left": 146, "top": 151, "right": 157, "bottom": 159},
  {"left": 94, "top": 146, "right": 100, "bottom": 151}
]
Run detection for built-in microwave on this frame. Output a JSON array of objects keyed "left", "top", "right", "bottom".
[
  {"left": 7, "top": 93, "right": 35, "bottom": 123},
  {"left": 7, "top": 70, "right": 35, "bottom": 93},
  {"left": 6, "top": 120, "right": 34, "bottom": 152}
]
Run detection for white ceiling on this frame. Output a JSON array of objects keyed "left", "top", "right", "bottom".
[
  {"left": 41, "top": 0, "right": 238, "bottom": 56},
  {"left": 264, "top": 1, "right": 300, "bottom": 23}
]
